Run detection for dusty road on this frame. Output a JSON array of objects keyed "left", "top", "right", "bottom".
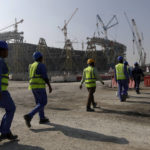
[{"left": 0, "top": 81, "right": 150, "bottom": 150}]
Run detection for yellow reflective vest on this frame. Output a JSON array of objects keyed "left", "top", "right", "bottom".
[
  {"left": 1, "top": 61, "right": 9, "bottom": 91},
  {"left": 84, "top": 66, "right": 96, "bottom": 88},
  {"left": 115, "top": 63, "right": 126, "bottom": 80},
  {"left": 28, "top": 61, "right": 46, "bottom": 90},
  {"left": 1, "top": 73, "right": 9, "bottom": 91}
]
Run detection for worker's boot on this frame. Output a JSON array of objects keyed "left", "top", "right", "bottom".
[
  {"left": 86, "top": 107, "right": 95, "bottom": 112},
  {"left": 136, "top": 89, "right": 140, "bottom": 94},
  {"left": 39, "top": 117, "right": 50, "bottom": 124},
  {"left": 121, "top": 95, "right": 126, "bottom": 102},
  {"left": 125, "top": 93, "right": 129, "bottom": 98},
  {"left": 24, "top": 114, "right": 32, "bottom": 128},
  {"left": 0, "top": 132, "right": 18, "bottom": 141},
  {"left": 93, "top": 102, "right": 97, "bottom": 108}
]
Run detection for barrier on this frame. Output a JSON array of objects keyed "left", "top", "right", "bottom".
[
  {"left": 111, "top": 78, "right": 118, "bottom": 88},
  {"left": 111, "top": 78, "right": 135, "bottom": 88},
  {"left": 76, "top": 75, "right": 82, "bottom": 82},
  {"left": 144, "top": 76, "right": 150, "bottom": 87},
  {"left": 76, "top": 74, "right": 112, "bottom": 82},
  {"left": 129, "top": 79, "right": 135, "bottom": 88}
]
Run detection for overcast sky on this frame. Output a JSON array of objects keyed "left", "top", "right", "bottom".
[{"left": 0, "top": 0, "right": 149, "bottom": 65}]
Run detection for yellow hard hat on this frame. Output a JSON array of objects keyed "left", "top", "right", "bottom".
[{"left": 87, "top": 58, "right": 95, "bottom": 64}]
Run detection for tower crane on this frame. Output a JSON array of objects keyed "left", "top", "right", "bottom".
[
  {"left": 58, "top": 8, "right": 78, "bottom": 42},
  {"left": 0, "top": 18, "right": 24, "bottom": 32},
  {"left": 96, "top": 14, "right": 118, "bottom": 39},
  {"left": 124, "top": 12, "right": 146, "bottom": 66},
  {"left": 58, "top": 8, "right": 78, "bottom": 72}
]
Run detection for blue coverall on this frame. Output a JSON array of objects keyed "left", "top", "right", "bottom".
[
  {"left": 114, "top": 64, "right": 129, "bottom": 101},
  {"left": 28, "top": 63, "right": 48, "bottom": 119},
  {"left": 0, "top": 58, "right": 16, "bottom": 134},
  {"left": 132, "top": 66, "right": 144, "bottom": 93}
]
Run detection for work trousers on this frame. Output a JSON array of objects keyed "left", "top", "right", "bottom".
[
  {"left": 87, "top": 87, "right": 96, "bottom": 109},
  {"left": 117, "top": 80, "right": 128, "bottom": 101},
  {"left": 0, "top": 91, "right": 16, "bottom": 134},
  {"left": 134, "top": 79, "right": 141, "bottom": 92},
  {"left": 28, "top": 89, "right": 47, "bottom": 119}
]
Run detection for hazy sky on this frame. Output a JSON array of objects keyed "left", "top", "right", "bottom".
[{"left": 0, "top": 0, "right": 150, "bottom": 65}]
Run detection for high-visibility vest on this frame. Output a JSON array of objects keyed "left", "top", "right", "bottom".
[
  {"left": 28, "top": 61, "right": 46, "bottom": 90},
  {"left": 1, "top": 73, "right": 9, "bottom": 91},
  {"left": 84, "top": 66, "right": 96, "bottom": 88},
  {"left": 115, "top": 63, "right": 126, "bottom": 80}
]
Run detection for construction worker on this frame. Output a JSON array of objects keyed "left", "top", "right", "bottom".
[
  {"left": 132, "top": 62, "right": 144, "bottom": 94},
  {"left": 123, "top": 61, "right": 131, "bottom": 97},
  {"left": 115, "top": 56, "right": 129, "bottom": 102},
  {"left": 0, "top": 41, "right": 18, "bottom": 141},
  {"left": 80, "top": 58, "right": 104, "bottom": 112},
  {"left": 24, "top": 51, "right": 52, "bottom": 128}
]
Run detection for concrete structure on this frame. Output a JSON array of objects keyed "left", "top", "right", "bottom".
[{"left": 6, "top": 43, "right": 112, "bottom": 77}]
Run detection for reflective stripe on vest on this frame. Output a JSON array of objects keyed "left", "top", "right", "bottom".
[
  {"left": 28, "top": 62, "right": 46, "bottom": 90},
  {"left": 115, "top": 63, "right": 126, "bottom": 80},
  {"left": 1, "top": 73, "right": 9, "bottom": 91},
  {"left": 84, "top": 66, "right": 96, "bottom": 88}
]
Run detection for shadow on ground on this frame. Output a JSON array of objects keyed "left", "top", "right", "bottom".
[
  {"left": 126, "top": 100, "right": 150, "bottom": 105},
  {"left": 47, "top": 107, "right": 71, "bottom": 111},
  {"left": 142, "top": 92, "right": 150, "bottom": 95},
  {"left": 31, "top": 123, "right": 129, "bottom": 144},
  {"left": 98, "top": 108, "right": 150, "bottom": 117},
  {"left": 0, "top": 140, "right": 44, "bottom": 150},
  {"left": 129, "top": 95, "right": 150, "bottom": 100}
]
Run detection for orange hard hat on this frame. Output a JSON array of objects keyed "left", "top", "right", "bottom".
[{"left": 87, "top": 58, "right": 95, "bottom": 64}]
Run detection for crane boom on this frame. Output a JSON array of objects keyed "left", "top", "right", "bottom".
[
  {"left": 124, "top": 12, "right": 134, "bottom": 33},
  {"left": 131, "top": 19, "right": 146, "bottom": 66},
  {"left": 96, "top": 15, "right": 105, "bottom": 30},
  {"left": 65, "top": 8, "right": 78, "bottom": 27},
  {"left": 132, "top": 19, "right": 142, "bottom": 46},
  {"left": 96, "top": 14, "right": 118, "bottom": 39},
  {"left": 106, "top": 15, "right": 118, "bottom": 29},
  {"left": 58, "top": 8, "right": 78, "bottom": 42},
  {"left": 0, "top": 19, "right": 24, "bottom": 32}
]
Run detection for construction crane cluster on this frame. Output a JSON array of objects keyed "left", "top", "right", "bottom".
[
  {"left": 124, "top": 12, "right": 146, "bottom": 67},
  {"left": 0, "top": 10, "right": 128, "bottom": 73}
]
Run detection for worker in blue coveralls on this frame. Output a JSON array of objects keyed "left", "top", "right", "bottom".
[
  {"left": 123, "top": 61, "right": 131, "bottom": 97},
  {"left": 0, "top": 41, "right": 18, "bottom": 141},
  {"left": 132, "top": 62, "right": 144, "bottom": 94},
  {"left": 24, "top": 51, "right": 52, "bottom": 128},
  {"left": 115, "top": 56, "right": 129, "bottom": 102}
]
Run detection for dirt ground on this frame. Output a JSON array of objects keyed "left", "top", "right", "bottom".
[{"left": 0, "top": 81, "right": 150, "bottom": 150}]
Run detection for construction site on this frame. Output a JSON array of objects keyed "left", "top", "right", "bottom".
[
  {"left": 0, "top": 6, "right": 150, "bottom": 150},
  {"left": 0, "top": 9, "right": 128, "bottom": 81}
]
